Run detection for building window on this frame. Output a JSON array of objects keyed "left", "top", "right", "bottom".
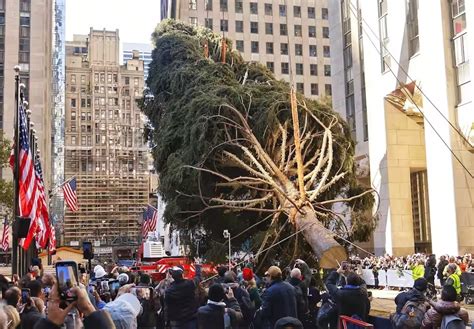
[
  {"left": 279, "top": 5, "right": 286, "bottom": 16},
  {"left": 236, "top": 20, "right": 244, "bottom": 33},
  {"left": 310, "top": 64, "right": 318, "bottom": 76},
  {"left": 346, "top": 94, "right": 355, "bottom": 136},
  {"left": 411, "top": 170, "right": 432, "bottom": 252},
  {"left": 280, "top": 43, "right": 288, "bottom": 55},
  {"left": 325, "top": 84, "right": 332, "bottom": 96},
  {"left": 309, "top": 45, "right": 317, "bottom": 57},
  {"left": 309, "top": 26, "right": 316, "bottom": 38},
  {"left": 71, "top": 74, "right": 76, "bottom": 84},
  {"left": 251, "top": 41, "right": 259, "bottom": 53},
  {"left": 294, "top": 25, "right": 302, "bottom": 37},
  {"left": 265, "top": 3, "right": 272, "bottom": 15},
  {"left": 19, "top": 16, "right": 30, "bottom": 26},
  {"left": 265, "top": 22, "right": 273, "bottom": 35},
  {"left": 189, "top": 17, "right": 198, "bottom": 26},
  {"left": 266, "top": 62, "right": 274, "bottom": 72},
  {"left": 220, "top": 0, "right": 228, "bottom": 11},
  {"left": 451, "top": 0, "right": 470, "bottom": 104},
  {"left": 20, "top": 0, "right": 30, "bottom": 12},
  {"left": 407, "top": 0, "right": 419, "bottom": 56},
  {"left": 236, "top": 40, "right": 244, "bottom": 52},
  {"left": 280, "top": 24, "right": 288, "bottom": 36},
  {"left": 294, "top": 6, "right": 301, "bottom": 17},
  {"left": 296, "top": 83, "right": 304, "bottom": 94},
  {"left": 296, "top": 63, "right": 303, "bottom": 75},
  {"left": 281, "top": 62, "right": 289, "bottom": 74},
  {"left": 295, "top": 44, "right": 303, "bottom": 56},
  {"left": 205, "top": 18, "right": 213, "bottom": 29},
  {"left": 323, "top": 46, "right": 331, "bottom": 57},
  {"left": 220, "top": 19, "right": 228, "bottom": 32},
  {"left": 250, "top": 21, "right": 258, "bottom": 33},
  {"left": 311, "top": 84, "right": 319, "bottom": 95},
  {"left": 250, "top": 2, "right": 258, "bottom": 14},
  {"left": 324, "top": 65, "right": 331, "bottom": 77},
  {"left": 189, "top": 0, "right": 197, "bottom": 10},
  {"left": 71, "top": 98, "right": 76, "bottom": 107},
  {"left": 308, "top": 7, "right": 316, "bottom": 18},
  {"left": 266, "top": 42, "right": 274, "bottom": 54},
  {"left": 378, "top": 0, "right": 390, "bottom": 72},
  {"left": 323, "top": 27, "right": 330, "bottom": 38},
  {"left": 205, "top": 0, "right": 212, "bottom": 11},
  {"left": 71, "top": 136, "right": 76, "bottom": 145},
  {"left": 234, "top": 0, "right": 242, "bottom": 13},
  {"left": 322, "top": 8, "right": 329, "bottom": 19}
]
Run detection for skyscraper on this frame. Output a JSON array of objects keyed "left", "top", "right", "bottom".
[
  {"left": 64, "top": 29, "right": 150, "bottom": 246},
  {"left": 122, "top": 42, "right": 153, "bottom": 81},
  {"left": 329, "top": 0, "right": 474, "bottom": 256},
  {"left": 0, "top": 0, "right": 53, "bottom": 188},
  {"left": 160, "top": 0, "right": 332, "bottom": 99}
]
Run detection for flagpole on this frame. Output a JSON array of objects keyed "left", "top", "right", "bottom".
[{"left": 12, "top": 66, "right": 21, "bottom": 276}]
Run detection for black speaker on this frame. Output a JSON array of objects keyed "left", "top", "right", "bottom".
[
  {"left": 83, "top": 241, "right": 93, "bottom": 260},
  {"left": 16, "top": 217, "right": 31, "bottom": 239}
]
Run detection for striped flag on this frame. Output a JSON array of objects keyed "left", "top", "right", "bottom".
[
  {"left": 10, "top": 105, "right": 42, "bottom": 250},
  {"left": 142, "top": 205, "right": 158, "bottom": 238},
  {"left": 1, "top": 217, "right": 9, "bottom": 251},
  {"left": 33, "top": 152, "right": 50, "bottom": 249},
  {"left": 48, "top": 223, "right": 56, "bottom": 254},
  {"left": 62, "top": 177, "right": 78, "bottom": 212}
]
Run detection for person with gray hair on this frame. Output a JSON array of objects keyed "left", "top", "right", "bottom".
[{"left": 288, "top": 268, "right": 309, "bottom": 324}]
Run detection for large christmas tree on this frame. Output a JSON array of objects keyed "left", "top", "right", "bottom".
[{"left": 140, "top": 20, "right": 376, "bottom": 268}]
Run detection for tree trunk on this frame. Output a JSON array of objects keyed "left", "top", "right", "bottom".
[{"left": 293, "top": 205, "right": 347, "bottom": 269}]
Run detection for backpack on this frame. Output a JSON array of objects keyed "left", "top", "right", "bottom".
[
  {"left": 391, "top": 300, "right": 427, "bottom": 329},
  {"left": 441, "top": 314, "right": 465, "bottom": 329}
]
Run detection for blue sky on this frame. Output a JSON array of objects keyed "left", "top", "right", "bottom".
[{"left": 66, "top": 0, "right": 161, "bottom": 44}]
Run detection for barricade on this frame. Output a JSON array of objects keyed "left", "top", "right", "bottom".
[
  {"left": 360, "top": 269, "right": 474, "bottom": 289},
  {"left": 339, "top": 315, "right": 373, "bottom": 329}
]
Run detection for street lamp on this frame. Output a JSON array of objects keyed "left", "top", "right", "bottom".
[{"left": 223, "top": 229, "right": 231, "bottom": 270}]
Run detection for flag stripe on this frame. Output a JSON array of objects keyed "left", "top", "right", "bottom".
[{"left": 62, "top": 178, "right": 78, "bottom": 212}]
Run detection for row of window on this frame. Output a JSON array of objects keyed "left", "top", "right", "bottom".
[
  {"left": 70, "top": 73, "right": 140, "bottom": 86},
  {"left": 69, "top": 135, "right": 142, "bottom": 147},
  {"left": 235, "top": 40, "right": 331, "bottom": 58},
  {"left": 210, "top": 19, "right": 329, "bottom": 38},
  {"left": 195, "top": 0, "right": 328, "bottom": 20},
  {"left": 256, "top": 80, "right": 332, "bottom": 96},
  {"left": 264, "top": 62, "right": 331, "bottom": 77}
]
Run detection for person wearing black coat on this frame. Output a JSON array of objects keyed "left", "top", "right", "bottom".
[
  {"left": 288, "top": 268, "right": 309, "bottom": 323},
  {"left": 197, "top": 284, "right": 243, "bottom": 329},
  {"left": 164, "top": 265, "right": 202, "bottom": 329},
  {"left": 223, "top": 271, "right": 254, "bottom": 329},
  {"left": 261, "top": 266, "right": 297, "bottom": 329},
  {"left": 424, "top": 255, "right": 437, "bottom": 298},
  {"left": 437, "top": 256, "right": 448, "bottom": 286},
  {"left": 325, "top": 268, "right": 370, "bottom": 322},
  {"left": 394, "top": 278, "right": 428, "bottom": 314}
]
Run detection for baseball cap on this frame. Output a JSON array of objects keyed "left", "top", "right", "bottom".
[{"left": 265, "top": 266, "right": 282, "bottom": 278}]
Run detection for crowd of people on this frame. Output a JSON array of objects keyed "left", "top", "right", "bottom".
[{"left": 0, "top": 254, "right": 471, "bottom": 329}]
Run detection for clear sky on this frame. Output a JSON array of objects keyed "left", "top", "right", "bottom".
[{"left": 66, "top": 0, "right": 161, "bottom": 45}]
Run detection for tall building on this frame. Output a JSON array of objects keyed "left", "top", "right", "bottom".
[
  {"left": 0, "top": 0, "right": 53, "bottom": 188},
  {"left": 161, "top": 0, "right": 332, "bottom": 99},
  {"left": 123, "top": 43, "right": 153, "bottom": 81},
  {"left": 64, "top": 29, "right": 150, "bottom": 246},
  {"left": 329, "top": 0, "right": 474, "bottom": 256}
]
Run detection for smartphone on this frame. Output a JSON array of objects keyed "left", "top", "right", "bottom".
[
  {"left": 43, "top": 286, "right": 51, "bottom": 299},
  {"left": 21, "top": 288, "right": 30, "bottom": 304},
  {"left": 87, "top": 284, "right": 95, "bottom": 294},
  {"left": 55, "top": 261, "right": 79, "bottom": 301},
  {"left": 108, "top": 280, "right": 120, "bottom": 294},
  {"left": 100, "top": 280, "right": 109, "bottom": 293}
]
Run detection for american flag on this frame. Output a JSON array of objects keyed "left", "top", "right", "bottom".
[
  {"left": 48, "top": 223, "right": 56, "bottom": 254},
  {"left": 1, "top": 217, "right": 9, "bottom": 251},
  {"left": 62, "top": 177, "right": 78, "bottom": 212},
  {"left": 10, "top": 105, "right": 42, "bottom": 250},
  {"left": 33, "top": 152, "right": 50, "bottom": 249},
  {"left": 142, "top": 205, "right": 158, "bottom": 238}
]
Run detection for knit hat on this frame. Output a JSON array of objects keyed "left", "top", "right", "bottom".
[
  {"left": 208, "top": 284, "right": 225, "bottom": 302},
  {"left": 414, "top": 278, "right": 428, "bottom": 291},
  {"left": 118, "top": 273, "right": 129, "bottom": 286},
  {"left": 242, "top": 268, "right": 253, "bottom": 281},
  {"left": 94, "top": 265, "right": 107, "bottom": 279}
]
